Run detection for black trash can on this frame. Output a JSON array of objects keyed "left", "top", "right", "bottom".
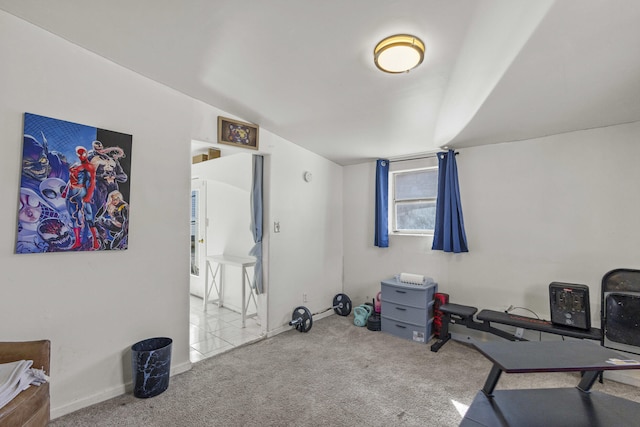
[{"left": 131, "top": 337, "right": 172, "bottom": 398}]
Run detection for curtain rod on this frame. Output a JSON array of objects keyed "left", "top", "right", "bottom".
[{"left": 388, "top": 151, "right": 458, "bottom": 163}]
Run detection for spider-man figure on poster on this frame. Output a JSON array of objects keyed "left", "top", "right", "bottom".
[{"left": 62, "top": 146, "right": 100, "bottom": 250}]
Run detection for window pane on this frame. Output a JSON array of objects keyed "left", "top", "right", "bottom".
[
  {"left": 396, "top": 201, "right": 437, "bottom": 231},
  {"left": 395, "top": 169, "right": 438, "bottom": 200}
]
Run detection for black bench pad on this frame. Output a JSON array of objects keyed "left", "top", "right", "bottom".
[
  {"left": 477, "top": 309, "right": 602, "bottom": 340},
  {"left": 440, "top": 303, "right": 478, "bottom": 318}
]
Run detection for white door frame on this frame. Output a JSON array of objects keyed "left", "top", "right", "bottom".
[{"left": 190, "top": 178, "right": 207, "bottom": 297}]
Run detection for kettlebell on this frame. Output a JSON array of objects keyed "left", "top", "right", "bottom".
[
  {"left": 353, "top": 304, "right": 373, "bottom": 327},
  {"left": 374, "top": 292, "right": 382, "bottom": 314}
]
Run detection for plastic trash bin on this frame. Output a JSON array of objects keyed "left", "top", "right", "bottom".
[{"left": 131, "top": 337, "right": 172, "bottom": 398}]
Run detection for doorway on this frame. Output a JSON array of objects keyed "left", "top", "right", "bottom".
[
  {"left": 190, "top": 179, "right": 206, "bottom": 295},
  {"left": 188, "top": 150, "right": 265, "bottom": 362}
]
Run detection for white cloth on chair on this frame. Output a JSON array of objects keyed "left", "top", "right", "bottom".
[{"left": 0, "top": 360, "right": 49, "bottom": 410}]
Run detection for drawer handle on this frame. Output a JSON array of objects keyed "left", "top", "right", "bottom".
[
  {"left": 395, "top": 290, "right": 407, "bottom": 294},
  {"left": 395, "top": 307, "right": 407, "bottom": 311},
  {"left": 395, "top": 324, "right": 407, "bottom": 329}
]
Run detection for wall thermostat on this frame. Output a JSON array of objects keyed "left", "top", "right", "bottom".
[{"left": 303, "top": 171, "right": 312, "bottom": 182}]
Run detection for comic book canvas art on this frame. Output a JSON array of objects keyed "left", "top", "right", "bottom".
[{"left": 17, "top": 113, "right": 132, "bottom": 253}]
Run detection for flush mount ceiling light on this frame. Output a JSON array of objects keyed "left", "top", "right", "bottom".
[{"left": 374, "top": 34, "right": 425, "bottom": 73}]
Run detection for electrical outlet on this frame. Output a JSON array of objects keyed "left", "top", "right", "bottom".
[
  {"left": 303, "top": 293, "right": 307, "bottom": 303},
  {"left": 515, "top": 328, "right": 525, "bottom": 338},
  {"left": 274, "top": 221, "right": 280, "bottom": 233}
]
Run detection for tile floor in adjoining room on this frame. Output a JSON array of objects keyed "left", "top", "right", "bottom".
[{"left": 189, "top": 294, "right": 263, "bottom": 363}]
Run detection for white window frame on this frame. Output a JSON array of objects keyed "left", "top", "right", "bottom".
[{"left": 389, "top": 166, "right": 438, "bottom": 236}]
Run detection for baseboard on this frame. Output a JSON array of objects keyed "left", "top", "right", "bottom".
[{"left": 51, "top": 360, "right": 192, "bottom": 419}]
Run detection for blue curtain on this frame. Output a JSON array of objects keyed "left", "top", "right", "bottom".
[
  {"left": 249, "top": 155, "right": 264, "bottom": 293},
  {"left": 432, "top": 150, "right": 468, "bottom": 253},
  {"left": 374, "top": 159, "right": 389, "bottom": 248}
]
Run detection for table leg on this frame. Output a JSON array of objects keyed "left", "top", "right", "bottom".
[
  {"left": 241, "top": 266, "right": 246, "bottom": 328},
  {"left": 204, "top": 259, "right": 210, "bottom": 312},
  {"left": 577, "top": 370, "right": 601, "bottom": 393},
  {"left": 219, "top": 264, "right": 224, "bottom": 308},
  {"left": 482, "top": 364, "right": 503, "bottom": 397}
]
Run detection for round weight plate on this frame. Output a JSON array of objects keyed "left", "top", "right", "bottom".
[
  {"left": 333, "top": 293, "right": 352, "bottom": 316},
  {"left": 292, "top": 306, "right": 313, "bottom": 332}
]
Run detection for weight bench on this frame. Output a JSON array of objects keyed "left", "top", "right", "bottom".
[
  {"left": 430, "top": 304, "right": 525, "bottom": 352},
  {"left": 430, "top": 303, "right": 602, "bottom": 352}
]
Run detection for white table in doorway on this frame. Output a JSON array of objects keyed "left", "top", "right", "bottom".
[{"left": 205, "top": 254, "right": 258, "bottom": 328}]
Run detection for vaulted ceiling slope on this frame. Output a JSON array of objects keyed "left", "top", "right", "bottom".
[{"left": 2, "top": 0, "right": 639, "bottom": 165}]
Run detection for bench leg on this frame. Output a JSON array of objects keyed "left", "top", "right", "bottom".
[
  {"left": 430, "top": 334, "right": 451, "bottom": 352},
  {"left": 431, "top": 312, "right": 453, "bottom": 352}
]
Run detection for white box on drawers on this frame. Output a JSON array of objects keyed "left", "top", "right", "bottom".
[{"left": 380, "top": 277, "right": 437, "bottom": 344}]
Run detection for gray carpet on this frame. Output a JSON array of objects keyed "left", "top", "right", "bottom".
[{"left": 51, "top": 315, "right": 640, "bottom": 426}]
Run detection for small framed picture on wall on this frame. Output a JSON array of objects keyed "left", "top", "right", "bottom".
[{"left": 217, "top": 116, "right": 259, "bottom": 150}]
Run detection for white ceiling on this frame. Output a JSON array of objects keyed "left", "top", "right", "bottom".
[{"left": 2, "top": 0, "right": 639, "bottom": 165}]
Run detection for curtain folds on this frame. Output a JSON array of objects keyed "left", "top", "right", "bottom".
[
  {"left": 249, "top": 155, "right": 264, "bottom": 293},
  {"left": 374, "top": 159, "right": 389, "bottom": 248},
  {"left": 432, "top": 150, "right": 468, "bottom": 253}
]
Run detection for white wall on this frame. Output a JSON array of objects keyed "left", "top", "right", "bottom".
[
  {"left": 0, "top": 10, "right": 345, "bottom": 418},
  {"left": 345, "top": 121, "right": 640, "bottom": 317},
  {"left": 0, "top": 11, "right": 192, "bottom": 417},
  {"left": 265, "top": 136, "right": 344, "bottom": 332},
  {"left": 344, "top": 161, "right": 449, "bottom": 302},
  {"left": 453, "top": 122, "right": 640, "bottom": 316},
  {"left": 344, "top": 121, "right": 640, "bottom": 384}
]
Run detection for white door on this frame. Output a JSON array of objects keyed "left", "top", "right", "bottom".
[{"left": 190, "top": 178, "right": 207, "bottom": 297}]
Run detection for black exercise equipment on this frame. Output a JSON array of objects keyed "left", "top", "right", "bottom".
[
  {"left": 289, "top": 306, "right": 313, "bottom": 332},
  {"left": 432, "top": 272, "right": 640, "bottom": 355},
  {"left": 333, "top": 293, "right": 352, "bottom": 316},
  {"left": 289, "top": 293, "right": 352, "bottom": 333},
  {"left": 549, "top": 282, "right": 591, "bottom": 330},
  {"left": 367, "top": 314, "right": 381, "bottom": 331},
  {"left": 430, "top": 303, "right": 602, "bottom": 352},
  {"left": 366, "top": 297, "right": 381, "bottom": 331}
]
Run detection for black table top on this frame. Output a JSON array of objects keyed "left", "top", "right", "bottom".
[
  {"left": 461, "top": 388, "right": 640, "bottom": 427},
  {"left": 473, "top": 340, "right": 640, "bottom": 373}
]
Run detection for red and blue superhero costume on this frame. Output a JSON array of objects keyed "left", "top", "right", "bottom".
[{"left": 62, "top": 147, "right": 99, "bottom": 249}]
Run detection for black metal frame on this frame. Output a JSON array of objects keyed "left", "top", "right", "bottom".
[
  {"left": 601, "top": 268, "right": 640, "bottom": 354},
  {"left": 430, "top": 304, "right": 526, "bottom": 352},
  {"left": 431, "top": 303, "right": 602, "bottom": 353}
]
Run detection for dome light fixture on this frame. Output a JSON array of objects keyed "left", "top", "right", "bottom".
[{"left": 374, "top": 34, "right": 425, "bottom": 74}]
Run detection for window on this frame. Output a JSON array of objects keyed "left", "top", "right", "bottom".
[{"left": 390, "top": 167, "right": 438, "bottom": 235}]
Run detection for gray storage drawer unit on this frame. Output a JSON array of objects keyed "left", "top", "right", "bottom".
[{"left": 380, "top": 277, "right": 437, "bottom": 344}]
